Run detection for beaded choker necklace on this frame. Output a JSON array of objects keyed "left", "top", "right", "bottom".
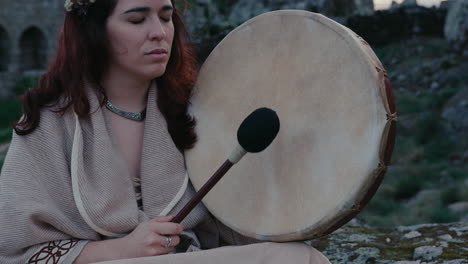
[{"left": 105, "top": 99, "right": 146, "bottom": 121}]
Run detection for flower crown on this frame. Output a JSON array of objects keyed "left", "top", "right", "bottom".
[{"left": 64, "top": 0, "right": 96, "bottom": 13}]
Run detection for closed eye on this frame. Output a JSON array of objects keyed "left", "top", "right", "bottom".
[
  {"left": 130, "top": 18, "right": 145, "bottom": 24},
  {"left": 161, "top": 16, "right": 171, "bottom": 23},
  {"left": 130, "top": 17, "right": 170, "bottom": 24}
]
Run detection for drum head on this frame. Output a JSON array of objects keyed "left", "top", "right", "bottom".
[{"left": 185, "top": 10, "right": 396, "bottom": 241}]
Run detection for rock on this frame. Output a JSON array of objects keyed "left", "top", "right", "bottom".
[
  {"left": 461, "top": 214, "right": 468, "bottom": 223},
  {"left": 348, "top": 234, "right": 374, "bottom": 242},
  {"left": 227, "top": 0, "right": 270, "bottom": 24},
  {"left": 390, "top": 1, "right": 400, "bottom": 10},
  {"left": 396, "top": 223, "right": 440, "bottom": 232},
  {"left": 310, "top": 222, "right": 468, "bottom": 263},
  {"left": 322, "top": 0, "right": 374, "bottom": 17},
  {"left": 184, "top": 0, "right": 224, "bottom": 33},
  {"left": 430, "top": 81, "right": 440, "bottom": 91},
  {"left": 438, "top": 241, "right": 449, "bottom": 248},
  {"left": 351, "top": 0, "right": 374, "bottom": 15},
  {"left": 442, "top": 87, "right": 468, "bottom": 141},
  {"left": 398, "top": 74, "right": 407, "bottom": 81},
  {"left": 443, "top": 260, "right": 468, "bottom": 264},
  {"left": 441, "top": 0, "right": 457, "bottom": 10},
  {"left": 402, "top": 0, "right": 418, "bottom": 6},
  {"left": 444, "top": 0, "right": 468, "bottom": 55},
  {"left": 404, "top": 230, "right": 422, "bottom": 239},
  {"left": 438, "top": 234, "right": 454, "bottom": 240},
  {"left": 413, "top": 246, "right": 443, "bottom": 260},
  {"left": 228, "top": 0, "right": 373, "bottom": 23},
  {"left": 182, "top": 0, "right": 235, "bottom": 61},
  {"left": 351, "top": 247, "right": 380, "bottom": 262},
  {"left": 346, "top": 6, "right": 446, "bottom": 47},
  {"left": 449, "top": 202, "right": 468, "bottom": 213}
]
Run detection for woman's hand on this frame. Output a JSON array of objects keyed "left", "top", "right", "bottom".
[
  {"left": 118, "top": 216, "right": 183, "bottom": 258},
  {"left": 73, "top": 216, "right": 183, "bottom": 264}
]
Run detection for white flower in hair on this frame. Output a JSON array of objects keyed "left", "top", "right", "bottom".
[
  {"left": 64, "top": 0, "right": 74, "bottom": 11},
  {"left": 64, "top": 0, "right": 97, "bottom": 12}
]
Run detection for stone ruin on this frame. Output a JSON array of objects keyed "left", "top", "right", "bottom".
[
  {"left": 0, "top": 0, "right": 64, "bottom": 98},
  {"left": 444, "top": 0, "right": 468, "bottom": 56}
]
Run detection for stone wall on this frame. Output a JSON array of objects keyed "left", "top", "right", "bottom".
[
  {"left": 444, "top": 0, "right": 468, "bottom": 56},
  {"left": 0, "top": 0, "right": 64, "bottom": 97}
]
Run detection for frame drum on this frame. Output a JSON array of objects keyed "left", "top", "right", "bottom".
[{"left": 185, "top": 10, "right": 397, "bottom": 242}]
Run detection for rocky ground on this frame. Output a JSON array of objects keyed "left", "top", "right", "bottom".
[{"left": 309, "top": 222, "right": 468, "bottom": 263}]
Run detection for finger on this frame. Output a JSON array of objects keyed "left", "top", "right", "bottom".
[
  {"left": 156, "top": 235, "right": 180, "bottom": 248},
  {"left": 150, "top": 245, "right": 175, "bottom": 256},
  {"left": 153, "top": 216, "right": 174, "bottom": 223},
  {"left": 171, "top": 235, "right": 180, "bottom": 247},
  {"left": 150, "top": 222, "right": 183, "bottom": 235}
]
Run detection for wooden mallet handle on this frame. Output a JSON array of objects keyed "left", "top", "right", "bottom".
[{"left": 172, "top": 160, "right": 234, "bottom": 223}]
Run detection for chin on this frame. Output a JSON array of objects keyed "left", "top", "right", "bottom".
[{"left": 146, "top": 65, "right": 168, "bottom": 79}]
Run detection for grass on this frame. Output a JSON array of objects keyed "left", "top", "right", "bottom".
[
  {"left": 393, "top": 88, "right": 460, "bottom": 115},
  {"left": 358, "top": 120, "right": 467, "bottom": 226},
  {"left": 0, "top": 76, "right": 33, "bottom": 169},
  {"left": 359, "top": 128, "right": 467, "bottom": 225},
  {"left": 0, "top": 99, "right": 20, "bottom": 171},
  {"left": 0, "top": 128, "right": 12, "bottom": 145},
  {"left": 429, "top": 207, "right": 460, "bottom": 224},
  {"left": 374, "top": 37, "right": 451, "bottom": 74},
  {"left": 357, "top": 42, "right": 468, "bottom": 226},
  {"left": 0, "top": 76, "right": 34, "bottom": 135},
  {"left": 440, "top": 186, "right": 461, "bottom": 205},
  {"left": 0, "top": 99, "right": 21, "bottom": 142}
]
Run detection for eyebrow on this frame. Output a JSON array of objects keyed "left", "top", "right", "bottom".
[{"left": 122, "top": 5, "right": 173, "bottom": 15}]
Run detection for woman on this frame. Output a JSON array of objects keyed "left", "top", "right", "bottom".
[{"left": 0, "top": 0, "right": 331, "bottom": 263}]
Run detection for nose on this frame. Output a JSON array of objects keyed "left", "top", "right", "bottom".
[{"left": 148, "top": 18, "right": 166, "bottom": 41}]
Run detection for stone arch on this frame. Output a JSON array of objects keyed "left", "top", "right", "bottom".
[
  {"left": 19, "top": 26, "right": 48, "bottom": 71},
  {"left": 0, "top": 25, "right": 11, "bottom": 72}
]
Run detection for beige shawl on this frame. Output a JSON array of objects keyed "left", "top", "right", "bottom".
[{"left": 0, "top": 81, "right": 254, "bottom": 263}]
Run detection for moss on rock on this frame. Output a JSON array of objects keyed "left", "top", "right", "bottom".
[{"left": 308, "top": 222, "right": 468, "bottom": 263}]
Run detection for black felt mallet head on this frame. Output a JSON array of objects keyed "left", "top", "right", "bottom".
[{"left": 237, "top": 107, "right": 280, "bottom": 153}]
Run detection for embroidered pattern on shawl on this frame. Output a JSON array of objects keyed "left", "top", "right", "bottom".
[{"left": 28, "top": 239, "right": 79, "bottom": 264}]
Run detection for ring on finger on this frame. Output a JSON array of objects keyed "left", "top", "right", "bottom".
[{"left": 164, "top": 236, "right": 173, "bottom": 248}]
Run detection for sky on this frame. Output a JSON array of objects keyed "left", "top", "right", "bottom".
[{"left": 374, "top": 0, "right": 447, "bottom": 10}]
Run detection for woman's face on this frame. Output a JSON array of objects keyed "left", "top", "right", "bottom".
[{"left": 106, "top": 0, "right": 174, "bottom": 80}]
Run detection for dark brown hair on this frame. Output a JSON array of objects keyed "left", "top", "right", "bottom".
[{"left": 14, "top": 0, "right": 198, "bottom": 150}]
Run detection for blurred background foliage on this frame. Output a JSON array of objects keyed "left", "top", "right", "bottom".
[{"left": 357, "top": 37, "right": 467, "bottom": 226}]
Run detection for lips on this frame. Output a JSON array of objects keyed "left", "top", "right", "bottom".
[
  {"left": 146, "top": 48, "right": 168, "bottom": 55},
  {"left": 145, "top": 48, "right": 169, "bottom": 62}
]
